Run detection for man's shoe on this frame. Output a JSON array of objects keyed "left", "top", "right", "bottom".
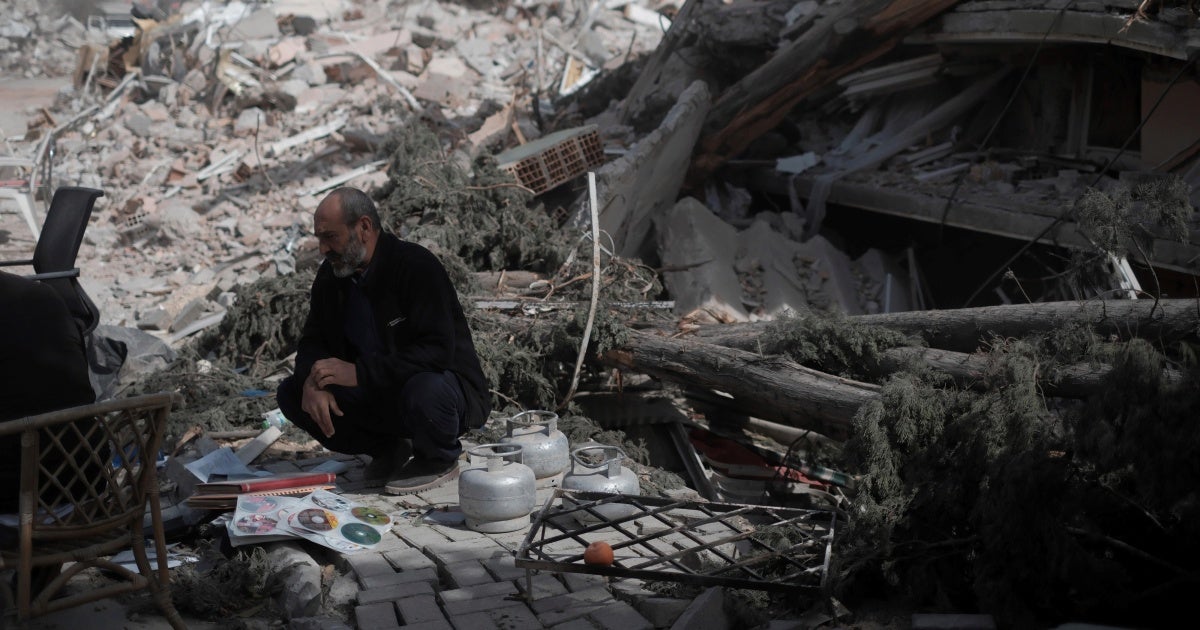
[
  {"left": 363, "top": 438, "right": 412, "bottom": 483},
  {"left": 384, "top": 456, "right": 460, "bottom": 495}
]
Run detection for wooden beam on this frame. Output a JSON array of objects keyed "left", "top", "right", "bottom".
[{"left": 689, "top": 0, "right": 959, "bottom": 187}]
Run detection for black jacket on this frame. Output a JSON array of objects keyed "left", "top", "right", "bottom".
[{"left": 295, "top": 233, "right": 490, "bottom": 429}]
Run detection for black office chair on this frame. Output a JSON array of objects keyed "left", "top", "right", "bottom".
[{"left": 0, "top": 187, "right": 104, "bottom": 337}]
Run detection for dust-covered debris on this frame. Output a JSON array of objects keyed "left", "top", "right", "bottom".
[
  {"left": 170, "top": 545, "right": 276, "bottom": 620},
  {"left": 126, "top": 349, "right": 282, "bottom": 435}
]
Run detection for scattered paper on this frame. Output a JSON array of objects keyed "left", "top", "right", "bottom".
[
  {"left": 776, "top": 152, "right": 821, "bottom": 175},
  {"left": 423, "top": 507, "right": 467, "bottom": 526},
  {"left": 184, "top": 447, "right": 268, "bottom": 482},
  {"left": 111, "top": 543, "right": 198, "bottom": 572}
]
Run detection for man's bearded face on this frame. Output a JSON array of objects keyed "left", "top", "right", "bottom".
[{"left": 327, "top": 228, "right": 366, "bottom": 278}]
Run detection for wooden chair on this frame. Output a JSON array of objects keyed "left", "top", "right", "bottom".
[{"left": 0, "top": 393, "right": 186, "bottom": 628}]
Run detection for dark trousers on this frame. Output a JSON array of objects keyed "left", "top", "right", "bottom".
[{"left": 276, "top": 370, "right": 466, "bottom": 462}]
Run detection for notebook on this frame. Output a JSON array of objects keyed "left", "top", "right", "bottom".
[{"left": 185, "top": 471, "right": 338, "bottom": 510}]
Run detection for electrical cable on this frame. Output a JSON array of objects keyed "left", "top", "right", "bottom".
[
  {"left": 962, "top": 49, "right": 1199, "bottom": 307},
  {"left": 936, "top": 0, "right": 1078, "bottom": 241}
]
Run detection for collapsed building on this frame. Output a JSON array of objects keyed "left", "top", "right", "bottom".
[
  {"left": 584, "top": 0, "right": 1200, "bottom": 325},
  {"left": 1, "top": 0, "right": 1199, "bottom": 628}
]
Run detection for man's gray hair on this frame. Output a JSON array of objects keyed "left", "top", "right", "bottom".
[{"left": 329, "top": 187, "right": 381, "bottom": 230}]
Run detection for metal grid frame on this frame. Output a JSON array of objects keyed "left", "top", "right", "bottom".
[{"left": 515, "top": 489, "right": 836, "bottom": 593}]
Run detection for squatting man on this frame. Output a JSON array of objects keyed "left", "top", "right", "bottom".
[{"left": 276, "top": 187, "right": 490, "bottom": 494}]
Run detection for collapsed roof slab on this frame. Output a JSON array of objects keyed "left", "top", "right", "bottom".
[
  {"left": 909, "top": 7, "right": 1200, "bottom": 60},
  {"left": 750, "top": 170, "right": 1200, "bottom": 277}
]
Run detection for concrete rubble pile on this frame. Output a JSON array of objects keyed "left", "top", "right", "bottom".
[
  {"left": 0, "top": 0, "right": 671, "bottom": 342},
  {"left": 594, "top": 0, "right": 1200, "bottom": 319},
  {"left": 2, "top": 0, "right": 916, "bottom": 348}
]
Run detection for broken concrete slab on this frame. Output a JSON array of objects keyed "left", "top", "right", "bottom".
[
  {"left": 593, "top": 80, "right": 711, "bottom": 260},
  {"left": 267, "top": 542, "right": 324, "bottom": 619},
  {"left": 669, "top": 586, "right": 729, "bottom": 630},
  {"left": 222, "top": 8, "right": 283, "bottom": 41},
  {"left": 234, "top": 107, "right": 268, "bottom": 136},
  {"left": 922, "top": 8, "right": 1195, "bottom": 60},
  {"left": 270, "top": 0, "right": 348, "bottom": 22},
  {"left": 736, "top": 220, "right": 815, "bottom": 318},
  {"left": 169, "top": 297, "right": 213, "bottom": 333},
  {"left": 413, "top": 71, "right": 471, "bottom": 108},
  {"left": 656, "top": 196, "right": 749, "bottom": 324},
  {"left": 794, "top": 234, "right": 864, "bottom": 316}
]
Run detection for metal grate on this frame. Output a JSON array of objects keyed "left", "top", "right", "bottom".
[{"left": 515, "top": 489, "right": 837, "bottom": 592}]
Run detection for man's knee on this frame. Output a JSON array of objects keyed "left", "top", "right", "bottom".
[
  {"left": 399, "top": 372, "right": 464, "bottom": 432},
  {"left": 276, "top": 375, "right": 304, "bottom": 421}
]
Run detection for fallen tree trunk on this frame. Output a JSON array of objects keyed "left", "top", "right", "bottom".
[
  {"left": 599, "top": 329, "right": 878, "bottom": 440},
  {"left": 689, "top": 299, "right": 1200, "bottom": 353},
  {"left": 648, "top": 322, "right": 1176, "bottom": 398},
  {"left": 859, "top": 299, "right": 1200, "bottom": 351},
  {"left": 483, "top": 299, "right": 1195, "bottom": 440},
  {"left": 878, "top": 347, "right": 1185, "bottom": 398}
]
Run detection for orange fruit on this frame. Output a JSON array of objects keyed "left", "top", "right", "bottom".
[{"left": 583, "top": 541, "right": 614, "bottom": 566}]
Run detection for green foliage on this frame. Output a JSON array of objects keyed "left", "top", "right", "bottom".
[
  {"left": 838, "top": 327, "right": 1200, "bottom": 626},
  {"left": 130, "top": 271, "right": 316, "bottom": 434},
  {"left": 1075, "top": 187, "right": 1132, "bottom": 255},
  {"left": 1074, "top": 339, "right": 1200, "bottom": 532},
  {"left": 375, "top": 122, "right": 565, "bottom": 274},
  {"left": 125, "top": 350, "right": 281, "bottom": 435},
  {"left": 1135, "top": 176, "right": 1193, "bottom": 242},
  {"left": 759, "top": 311, "right": 913, "bottom": 380},
  {"left": 470, "top": 313, "right": 561, "bottom": 411},
  {"left": 192, "top": 269, "right": 315, "bottom": 376},
  {"left": 1074, "top": 175, "right": 1194, "bottom": 257},
  {"left": 471, "top": 306, "right": 633, "bottom": 411}
]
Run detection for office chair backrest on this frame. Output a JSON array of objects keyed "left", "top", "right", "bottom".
[{"left": 32, "top": 187, "right": 104, "bottom": 275}]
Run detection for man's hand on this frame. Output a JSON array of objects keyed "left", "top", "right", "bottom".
[
  {"left": 310, "top": 358, "right": 358, "bottom": 389},
  {"left": 300, "top": 381, "right": 341, "bottom": 437}
]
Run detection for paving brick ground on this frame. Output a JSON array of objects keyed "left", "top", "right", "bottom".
[
  {"left": 229, "top": 449, "right": 833, "bottom": 629},
  {"left": 316, "top": 455, "right": 671, "bottom": 629},
  {"left": 21, "top": 437, "right": 828, "bottom": 630}
]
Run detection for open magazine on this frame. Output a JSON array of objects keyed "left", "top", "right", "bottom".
[{"left": 226, "top": 489, "right": 393, "bottom": 554}]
